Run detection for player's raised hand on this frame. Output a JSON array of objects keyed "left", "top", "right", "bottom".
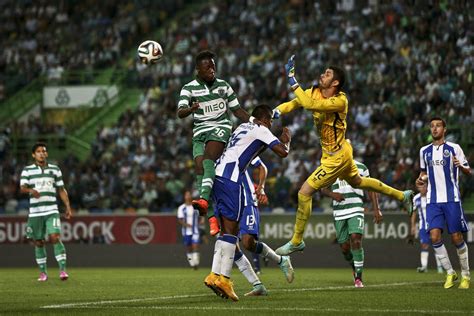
[
  {"left": 272, "top": 109, "right": 281, "bottom": 120},
  {"left": 285, "top": 55, "right": 299, "bottom": 90}
]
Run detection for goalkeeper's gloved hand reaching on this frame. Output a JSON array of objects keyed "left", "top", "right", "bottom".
[{"left": 285, "top": 55, "right": 299, "bottom": 90}]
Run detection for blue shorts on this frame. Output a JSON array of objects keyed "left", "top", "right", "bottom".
[
  {"left": 418, "top": 227, "right": 431, "bottom": 245},
  {"left": 212, "top": 176, "right": 244, "bottom": 222},
  {"left": 426, "top": 202, "right": 469, "bottom": 234},
  {"left": 239, "top": 204, "right": 260, "bottom": 237},
  {"left": 183, "top": 234, "right": 200, "bottom": 246}
]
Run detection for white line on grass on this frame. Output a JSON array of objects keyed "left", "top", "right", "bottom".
[
  {"left": 66, "top": 306, "right": 472, "bottom": 314},
  {"left": 41, "top": 281, "right": 443, "bottom": 309}
]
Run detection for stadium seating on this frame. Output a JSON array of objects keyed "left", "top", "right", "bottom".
[{"left": 1, "top": 1, "right": 472, "bottom": 213}]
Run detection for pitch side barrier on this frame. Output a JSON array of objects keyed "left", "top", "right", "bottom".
[{"left": 0, "top": 214, "right": 472, "bottom": 267}]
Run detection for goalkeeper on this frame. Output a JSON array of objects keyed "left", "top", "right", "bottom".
[{"left": 275, "top": 56, "right": 414, "bottom": 255}]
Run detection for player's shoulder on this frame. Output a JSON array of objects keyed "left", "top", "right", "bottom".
[
  {"left": 445, "top": 141, "right": 462, "bottom": 150},
  {"left": 420, "top": 143, "right": 432, "bottom": 152},
  {"left": 46, "top": 163, "right": 61, "bottom": 170},
  {"left": 182, "top": 79, "right": 201, "bottom": 89},
  {"left": 22, "top": 164, "right": 37, "bottom": 171}
]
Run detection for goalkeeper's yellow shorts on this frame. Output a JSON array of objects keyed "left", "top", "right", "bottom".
[{"left": 306, "top": 140, "right": 359, "bottom": 190}]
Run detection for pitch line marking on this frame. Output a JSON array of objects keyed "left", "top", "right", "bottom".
[
  {"left": 42, "top": 281, "right": 444, "bottom": 309},
  {"left": 63, "top": 306, "right": 473, "bottom": 314}
]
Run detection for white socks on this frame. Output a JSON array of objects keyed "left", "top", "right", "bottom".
[
  {"left": 433, "top": 241, "right": 455, "bottom": 275},
  {"left": 235, "top": 251, "right": 260, "bottom": 286},
  {"left": 456, "top": 242, "right": 470, "bottom": 278}
]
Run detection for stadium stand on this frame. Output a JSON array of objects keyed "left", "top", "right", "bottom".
[{"left": 1, "top": 0, "right": 472, "bottom": 213}]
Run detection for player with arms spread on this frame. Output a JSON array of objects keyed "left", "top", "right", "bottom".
[
  {"left": 204, "top": 105, "right": 290, "bottom": 302},
  {"left": 20, "top": 142, "right": 72, "bottom": 282},
  {"left": 177, "top": 50, "right": 255, "bottom": 236},
  {"left": 274, "top": 56, "right": 414, "bottom": 255},
  {"left": 321, "top": 160, "right": 382, "bottom": 288},
  {"left": 416, "top": 117, "right": 471, "bottom": 289}
]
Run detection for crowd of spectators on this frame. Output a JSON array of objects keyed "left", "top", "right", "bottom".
[
  {"left": 0, "top": 0, "right": 186, "bottom": 97},
  {"left": 1, "top": 0, "right": 473, "bottom": 214}
]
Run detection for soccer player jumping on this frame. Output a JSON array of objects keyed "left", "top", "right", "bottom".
[
  {"left": 178, "top": 50, "right": 255, "bottom": 236},
  {"left": 274, "top": 56, "right": 414, "bottom": 256},
  {"left": 417, "top": 117, "right": 471, "bottom": 289}
]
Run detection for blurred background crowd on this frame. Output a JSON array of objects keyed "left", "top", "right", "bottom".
[{"left": 1, "top": 0, "right": 472, "bottom": 214}]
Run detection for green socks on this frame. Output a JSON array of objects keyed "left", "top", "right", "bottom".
[
  {"left": 53, "top": 241, "right": 67, "bottom": 271},
  {"left": 201, "top": 159, "right": 215, "bottom": 201},
  {"left": 35, "top": 246, "right": 47, "bottom": 273},
  {"left": 351, "top": 248, "right": 364, "bottom": 278}
]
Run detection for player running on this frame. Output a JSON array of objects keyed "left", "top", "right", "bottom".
[
  {"left": 416, "top": 117, "right": 471, "bottom": 289},
  {"left": 274, "top": 56, "right": 414, "bottom": 256},
  {"left": 177, "top": 190, "right": 203, "bottom": 270},
  {"left": 177, "top": 50, "right": 255, "bottom": 236},
  {"left": 321, "top": 160, "right": 382, "bottom": 288},
  {"left": 410, "top": 183, "right": 444, "bottom": 273},
  {"left": 20, "top": 142, "right": 72, "bottom": 282},
  {"left": 204, "top": 105, "right": 291, "bottom": 301}
]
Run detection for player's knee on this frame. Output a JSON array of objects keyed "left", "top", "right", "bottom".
[
  {"left": 49, "top": 234, "right": 61, "bottom": 244},
  {"left": 242, "top": 236, "right": 256, "bottom": 252},
  {"left": 451, "top": 232, "right": 464, "bottom": 245},
  {"left": 34, "top": 240, "right": 45, "bottom": 247},
  {"left": 350, "top": 234, "right": 362, "bottom": 248}
]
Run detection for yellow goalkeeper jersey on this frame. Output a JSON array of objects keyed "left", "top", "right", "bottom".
[{"left": 276, "top": 86, "right": 348, "bottom": 153}]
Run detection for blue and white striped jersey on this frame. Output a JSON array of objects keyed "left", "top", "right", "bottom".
[
  {"left": 215, "top": 122, "right": 280, "bottom": 183},
  {"left": 413, "top": 193, "right": 428, "bottom": 230},
  {"left": 243, "top": 157, "right": 264, "bottom": 207},
  {"left": 177, "top": 203, "right": 199, "bottom": 236},
  {"left": 419, "top": 141, "right": 469, "bottom": 204}
]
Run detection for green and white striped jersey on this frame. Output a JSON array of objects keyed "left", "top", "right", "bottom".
[
  {"left": 20, "top": 163, "right": 64, "bottom": 218},
  {"left": 178, "top": 77, "right": 240, "bottom": 137},
  {"left": 331, "top": 161, "right": 369, "bottom": 220}
]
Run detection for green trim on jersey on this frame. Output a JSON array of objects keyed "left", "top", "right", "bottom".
[
  {"left": 20, "top": 163, "right": 63, "bottom": 217},
  {"left": 331, "top": 160, "right": 370, "bottom": 221},
  {"left": 178, "top": 77, "right": 240, "bottom": 138}
]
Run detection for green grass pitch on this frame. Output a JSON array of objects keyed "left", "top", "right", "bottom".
[{"left": 1, "top": 267, "right": 472, "bottom": 315}]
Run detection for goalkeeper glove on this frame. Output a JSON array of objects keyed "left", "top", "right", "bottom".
[
  {"left": 272, "top": 109, "right": 281, "bottom": 120},
  {"left": 285, "top": 55, "right": 299, "bottom": 90}
]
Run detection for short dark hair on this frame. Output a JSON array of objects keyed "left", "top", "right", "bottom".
[
  {"left": 195, "top": 50, "right": 215, "bottom": 65},
  {"left": 251, "top": 104, "right": 273, "bottom": 121},
  {"left": 329, "top": 66, "right": 345, "bottom": 91},
  {"left": 430, "top": 117, "right": 446, "bottom": 127},
  {"left": 32, "top": 142, "right": 47, "bottom": 153}
]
